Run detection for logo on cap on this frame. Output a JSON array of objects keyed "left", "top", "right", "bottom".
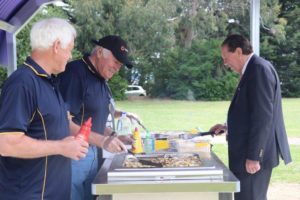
[{"left": 120, "top": 46, "right": 128, "bottom": 52}]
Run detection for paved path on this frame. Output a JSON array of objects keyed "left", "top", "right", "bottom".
[{"left": 268, "top": 183, "right": 300, "bottom": 200}]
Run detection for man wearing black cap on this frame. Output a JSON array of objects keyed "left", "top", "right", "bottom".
[{"left": 59, "top": 35, "right": 138, "bottom": 200}]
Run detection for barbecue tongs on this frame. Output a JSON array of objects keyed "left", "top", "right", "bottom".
[{"left": 179, "top": 130, "right": 225, "bottom": 139}]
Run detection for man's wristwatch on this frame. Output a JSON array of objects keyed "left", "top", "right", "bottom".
[{"left": 110, "top": 131, "right": 117, "bottom": 137}]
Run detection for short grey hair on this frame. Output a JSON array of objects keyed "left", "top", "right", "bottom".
[
  {"left": 91, "top": 46, "right": 100, "bottom": 54},
  {"left": 30, "top": 18, "right": 76, "bottom": 50},
  {"left": 91, "top": 46, "right": 110, "bottom": 58}
]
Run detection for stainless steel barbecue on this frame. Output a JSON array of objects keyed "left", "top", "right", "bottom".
[
  {"left": 92, "top": 152, "right": 239, "bottom": 200},
  {"left": 107, "top": 153, "right": 223, "bottom": 182}
]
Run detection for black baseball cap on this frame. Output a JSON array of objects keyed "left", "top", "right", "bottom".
[{"left": 92, "top": 35, "right": 133, "bottom": 68}]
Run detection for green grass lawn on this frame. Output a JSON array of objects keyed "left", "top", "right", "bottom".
[
  {"left": 117, "top": 98, "right": 300, "bottom": 137},
  {"left": 213, "top": 144, "right": 300, "bottom": 183},
  {"left": 117, "top": 98, "right": 300, "bottom": 183}
]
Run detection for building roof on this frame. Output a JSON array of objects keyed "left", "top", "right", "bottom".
[
  {"left": 0, "top": 0, "right": 27, "bottom": 63},
  {"left": 0, "top": 0, "right": 58, "bottom": 74}
]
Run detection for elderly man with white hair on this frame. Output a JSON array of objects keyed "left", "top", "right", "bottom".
[
  {"left": 0, "top": 18, "right": 89, "bottom": 200},
  {"left": 59, "top": 35, "right": 138, "bottom": 200}
]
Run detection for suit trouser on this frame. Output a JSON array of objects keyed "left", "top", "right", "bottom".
[{"left": 233, "top": 168, "right": 272, "bottom": 200}]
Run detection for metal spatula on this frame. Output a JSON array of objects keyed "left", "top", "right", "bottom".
[{"left": 138, "top": 159, "right": 163, "bottom": 168}]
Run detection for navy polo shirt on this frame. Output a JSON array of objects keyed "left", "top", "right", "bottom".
[
  {"left": 58, "top": 55, "right": 111, "bottom": 136},
  {"left": 0, "top": 57, "right": 71, "bottom": 200}
]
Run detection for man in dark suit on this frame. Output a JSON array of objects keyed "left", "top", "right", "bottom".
[{"left": 210, "top": 34, "right": 292, "bottom": 200}]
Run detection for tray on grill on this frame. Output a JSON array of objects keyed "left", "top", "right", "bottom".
[{"left": 107, "top": 153, "right": 223, "bottom": 181}]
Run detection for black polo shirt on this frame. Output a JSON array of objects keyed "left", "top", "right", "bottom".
[
  {"left": 0, "top": 57, "right": 71, "bottom": 200},
  {"left": 59, "top": 55, "right": 111, "bottom": 135}
]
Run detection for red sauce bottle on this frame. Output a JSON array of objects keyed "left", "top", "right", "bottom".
[{"left": 76, "top": 117, "right": 92, "bottom": 141}]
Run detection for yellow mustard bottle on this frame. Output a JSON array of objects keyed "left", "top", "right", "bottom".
[{"left": 132, "top": 127, "right": 143, "bottom": 154}]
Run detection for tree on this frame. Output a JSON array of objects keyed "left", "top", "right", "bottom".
[
  {"left": 0, "top": 66, "right": 7, "bottom": 89},
  {"left": 173, "top": 0, "right": 230, "bottom": 48},
  {"left": 117, "top": 0, "right": 176, "bottom": 93},
  {"left": 16, "top": 5, "right": 72, "bottom": 65},
  {"left": 153, "top": 39, "right": 238, "bottom": 100},
  {"left": 13, "top": 0, "right": 299, "bottom": 100},
  {"left": 273, "top": 1, "right": 300, "bottom": 96}
]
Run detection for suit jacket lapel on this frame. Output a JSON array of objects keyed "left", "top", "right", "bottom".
[{"left": 229, "top": 54, "right": 256, "bottom": 111}]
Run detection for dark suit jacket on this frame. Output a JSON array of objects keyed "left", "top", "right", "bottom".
[{"left": 227, "top": 54, "right": 292, "bottom": 174}]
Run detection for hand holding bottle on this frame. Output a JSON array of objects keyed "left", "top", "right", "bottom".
[{"left": 60, "top": 136, "right": 89, "bottom": 160}]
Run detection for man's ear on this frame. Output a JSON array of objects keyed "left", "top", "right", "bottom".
[
  {"left": 53, "top": 39, "right": 61, "bottom": 54},
  {"left": 97, "top": 47, "right": 103, "bottom": 58},
  {"left": 236, "top": 47, "right": 243, "bottom": 56}
]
